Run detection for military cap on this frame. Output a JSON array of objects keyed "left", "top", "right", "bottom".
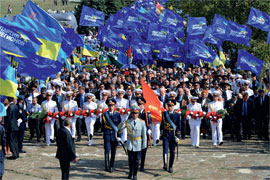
[{"left": 106, "top": 98, "right": 116, "bottom": 105}]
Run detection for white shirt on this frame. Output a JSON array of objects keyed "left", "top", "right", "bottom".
[
  {"left": 41, "top": 100, "right": 58, "bottom": 113},
  {"left": 116, "top": 98, "right": 129, "bottom": 109},
  {"left": 98, "top": 99, "right": 108, "bottom": 109},
  {"left": 83, "top": 101, "right": 97, "bottom": 120},
  {"left": 208, "top": 101, "right": 224, "bottom": 112},
  {"left": 62, "top": 100, "right": 78, "bottom": 112}
]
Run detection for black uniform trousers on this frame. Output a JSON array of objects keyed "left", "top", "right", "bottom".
[
  {"left": 128, "top": 150, "right": 141, "bottom": 175},
  {"left": 7, "top": 131, "right": 19, "bottom": 158},
  {"left": 236, "top": 116, "right": 251, "bottom": 141},
  {"left": 59, "top": 159, "right": 70, "bottom": 180},
  {"left": 29, "top": 118, "right": 40, "bottom": 140}
]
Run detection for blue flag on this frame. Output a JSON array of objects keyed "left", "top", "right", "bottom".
[
  {"left": 79, "top": 5, "right": 105, "bottom": 27},
  {"left": 147, "top": 23, "right": 172, "bottom": 43},
  {"left": 267, "top": 31, "right": 270, "bottom": 44},
  {"left": 64, "top": 28, "right": 84, "bottom": 47},
  {"left": 226, "top": 20, "right": 252, "bottom": 46},
  {"left": 22, "top": 0, "right": 65, "bottom": 34},
  {"left": 133, "top": 43, "right": 152, "bottom": 61},
  {"left": 188, "top": 40, "right": 217, "bottom": 63},
  {"left": 0, "top": 18, "right": 41, "bottom": 57},
  {"left": 163, "top": 9, "right": 185, "bottom": 38},
  {"left": 212, "top": 14, "right": 228, "bottom": 40},
  {"left": 117, "top": 51, "right": 129, "bottom": 65},
  {"left": 247, "top": 7, "right": 270, "bottom": 32},
  {"left": 203, "top": 26, "right": 219, "bottom": 45},
  {"left": 0, "top": 102, "right": 6, "bottom": 117},
  {"left": 101, "top": 29, "right": 129, "bottom": 52},
  {"left": 15, "top": 54, "right": 62, "bottom": 80},
  {"left": 187, "top": 17, "right": 207, "bottom": 36},
  {"left": 237, "top": 50, "right": 264, "bottom": 76}
]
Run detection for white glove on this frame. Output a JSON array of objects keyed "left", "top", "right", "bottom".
[
  {"left": 147, "top": 129, "right": 152, "bottom": 135},
  {"left": 17, "top": 118, "right": 23, "bottom": 127},
  {"left": 186, "top": 115, "right": 191, "bottom": 120},
  {"left": 175, "top": 137, "right": 179, "bottom": 144},
  {"left": 116, "top": 137, "right": 121, "bottom": 142}
]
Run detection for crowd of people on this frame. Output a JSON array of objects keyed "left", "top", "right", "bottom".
[{"left": 0, "top": 29, "right": 269, "bottom": 179}]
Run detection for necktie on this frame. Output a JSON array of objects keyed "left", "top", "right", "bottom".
[
  {"left": 134, "top": 120, "right": 136, "bottom": 127},
  {"left": 57, "top": 95, "right": 60, "bottom": 104},
  {"left": 245, "top": 102, "right": 247, "bottom": 116},
  {"left": 80, "top": 95, "right": 84, "bottom": 108},
  {"left": 260, "top": 97, "right": 263, "bottom": 106},
  {"left": 179, "top": 96, "right": 182, "bottom": 102}
]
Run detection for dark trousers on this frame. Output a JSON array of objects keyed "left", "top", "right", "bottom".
[
  {"left": 29, "top": 118, "right": 40, "bottom": 140},
  {"left": 140, "top": 148, "right": 147, "bottom": 168},
  {"left": 104, "top": 139, "right": 118, "bottom": 168},
  {"left": 18, "top": 123, "right": 25, "bottom": 151},
  {"left": 0, "top": 150, "right": 4, "bottom": 177},
  {"left": 181, "top": 118, "right": 187, "bottom": 138},
  {"left": 236, "top": 116, "right": 251, "bottom": 141},
  {"left": 40, "top": 121, "right": 45, "bottom": 140},
  {"left": 7, "top": 131, "right": 19, "bottom": 158},
  {"left": 59, "top": 159, "right": 70, "bottom": 180},
  {"left": 163, "top": 134, "right": 176, "bottom": 168},
  {"left": 76, "top": 118, "right": 82, "bottom": 139},
  {"left": 54, "top": 120, "right": 60, "bottom": 136},
  {"left": 257, "top": 116, "right": 269, "bottom": 139},
  {"left": 128, "top": 150, "right": 141, "bottom": 176}
]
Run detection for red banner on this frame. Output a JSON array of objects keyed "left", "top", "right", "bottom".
[{"left": 141, "top": 78, "right": 164, "bottom": 123}]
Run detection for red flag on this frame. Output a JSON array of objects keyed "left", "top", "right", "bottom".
[
  {"left": 127, "top": 45, "right": 132, "bottom": 58},
  {"left": 141, "top": 78, "right": 164, "bottom": 123}
]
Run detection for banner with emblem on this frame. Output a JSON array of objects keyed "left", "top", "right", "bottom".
[
  {"left": 141, "top": 78, "right": 164, "bottom": 123},
  {"left": 237, "top": 49, "right": 264, "bottom": 76},
  {"left": 79, "top": 5, "right": 105, "bottom": 27},
  {"left": 247, "top": 7, "right": 270, "bottom": 32}
]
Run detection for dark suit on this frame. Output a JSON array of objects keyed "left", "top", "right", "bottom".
[
  {"left": 75, "top": 93, "right": 87, "bottom": 140},
  {"left": 198, "top": 97, "right": 211, "bottom": 137},
  {"left": 234, "top": 98, "right": 255, "bottom": 141},
  {"left": 17, "top": 103, "right": 27, "bottom": 151},
  {"left": 139, "top": 109, "right": 152, "bottom": 171},
  {"left": 190, "top": 89, "right": 200, "bottom": 97},
  {"left": 5, "top": 103, "right": 19, "bottom": 158},
  {"left": 101, "top": 111, "right": 121, "bottom": 172},
  {"left": 52, "top": 94, "right": 66, "bottom": 129},
  {"left": 176, "top": 94, "right": 189, "bottom": 139},
  {"left": 225, "top": 99, "right": 237, "bottom": 138},
  {"left": 0, "top": 125, "right": 6, "bottom": 177},
  {"left": 56, "top": 127, "right": 76, "bottom": 180},
  {"left": 159, "top": 94, "right": 168, "bottom": 107},
  {"left": 255, "top": 95, "right": 269, "bottom": 140}
]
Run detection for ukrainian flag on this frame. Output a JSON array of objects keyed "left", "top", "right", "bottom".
[
  {"left": 0, "top": 51, "right": 18, "bottom": 98},
  {"left": 72, "top": 52, "right": 81, "bottom": 66},
  {"left": 83, "top": 44, "right": 99, "bottom": 57},
  {"left": 14, "top": 14, "right": 62, "bottom": 61}
]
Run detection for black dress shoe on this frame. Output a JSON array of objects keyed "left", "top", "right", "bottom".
[
  {"left": 128, "top": 173, "right": 132, "bottom": 179},
  {"left": 139, "top": 166, "right": 145, "bottom": 172},
  {"left": 19, "top": 150, "right": 26, "bottom": 153},
  {"left": 132, "top": 175, "right": 137, "bottom": 180},
  {"left": 219, "top": 142, "right": 223, "bottom": 146},
  {"left": 50, "top": 139, "right": 55, "bottom": 143},
  {"left": 7, "top": 156, "right": 18, "bottom": 160},
  {"left": 156, "top": 139, "right": 160, "bottom": 144},
  {"left": 168, "top": 167, "right": 173, "bottom": 173},
  {"left": 109, "top": 167, "right": 114, "bottom": 173},
  {"left": 76, "top": 137, "right": 81, "bottom": 142},
  {"left": 37, "top": 139, "right": 40, "bottom": 142},
  {"left": 163, "top": 166, "right": 167, "bottom": 171}
]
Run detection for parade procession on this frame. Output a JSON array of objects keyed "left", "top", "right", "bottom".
[{"left": 0, "top": 0, "right": 270, "bottom": 179}]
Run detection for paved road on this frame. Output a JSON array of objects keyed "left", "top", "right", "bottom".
[{"left": 4, "top": 134, "right": 270, "bottom": 180}]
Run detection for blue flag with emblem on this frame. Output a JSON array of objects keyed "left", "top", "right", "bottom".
[
  {"left": 189, "top": 40, "right": 216, "bottom": 63},
  {"left": 247, "top": 7, "right": 270, "bottom": 32},
  {"left": 187, "top": 17, "right": 207, "bottom": 36},
  {"left": 237, "top": 50, "right": 264, "bottom": 76},
  {"left": 203, "top": 25, "right": 219, "bottom": 45},
  {"left": 0, "top": 18, "right": 41, "bottom": 57},
  {"left": 14, "top": 14, "right": 62, "bottom": 61},
  {"left": 147, "top": 23, "right": 173, "bottom": 43},
  {"left": 22, "top": 0, "right": 65, "bottom": 34},
  {"left": 15, "top": 54, "right": 62, "bottom": 80},
  {"left": 212, "top": 14, "right": 229, "bottom": 40},
  {"left": 163, "top": 9, "right": 184, "bottom": 38},
  {"left": 102, "top": 28, "right": 129, "bottom": 52},
  {"left": 226, "top": 20, "right": 252, "bottom": 46},
  {"left": 133, "top": 43, "right": 152, "bottom": 61},
  {"left": 79, "top": 5, "right": 105, "bottom": 27},
  {"left": 267, "top": 30, "right": 270, "bottom": 44}
]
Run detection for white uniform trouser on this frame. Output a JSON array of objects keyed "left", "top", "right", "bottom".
[
  {"left": 45, "top": 119, "right": 55, "bottom": 145},
  {"left": 71, "top": 117, "right": 77, "bottom": 138},
  {"left": 189, "top": 119, "right": 201, "bottom": 146},
  {"left": 152, "top": 122, "right": 161, "bottom": 145},
  {"left": 121, "top": 115, "right": 128, "bottom": 143},
  {"left": 210, "top": 118, "right": 223, "bottom": 145},
  {"left": 85, "top": 117, "right": 96, "bottom": 139}
]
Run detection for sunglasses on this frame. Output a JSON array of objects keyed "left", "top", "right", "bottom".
[
  {"left": 167, "top": 104, "right": 174, "bottom": 107},
  {"left": 132, "top": 112, "right": 139, "bottom": 114},
  {"left": 46, "top": 95, "right": 52, "bottom": 97},
  {"left": 118, "top": 93, "right": 124, "bottom": 95}
]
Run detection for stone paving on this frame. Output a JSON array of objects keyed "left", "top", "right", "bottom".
[{"left": 4, "top": 134, "right": 270, "bottom": 180}]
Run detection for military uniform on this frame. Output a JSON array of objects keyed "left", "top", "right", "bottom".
[
  {"left": 42, "top": 90, "right": 58, "bottom": 146},
  {"left": 187, "top": 97, "right": 202, "bottom": 147},
  {"left": 0, "top": 124, "right": 6, "bottom": 178},
  {"left": 101, "top": 99, "right": 121, "bottom": 173},
  {"left": 83, "top": 93, "right": 97, "bottom": 146},
  {"left": 62, "top": 99, "right": 78, "bottom": 138},
  {"left": 125, "top": 105, "right": 147, "bottom": 180},
  {"left": 161, "top": 99, "right": 181, "bottom": 173},
  {"left": 116, "top": 93, "right": 129, "bottom": 144},
  {"left": 208, "top": 91, "right": 224, "bottom": 146}
]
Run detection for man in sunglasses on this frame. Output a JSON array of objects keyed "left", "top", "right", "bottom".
[
  {"left": 41, "top": 90, "right": 58, "bottom": 146},
  {"left": 161, "top": 98, "right": 181, "bottom": 173},
  {"left": 136, "top": 97, "right": 152, "bottom": 172},
  {"left": 126, "top": 105, "right": 147, "bottom": 180},
  {"left": 101, "top": 98, "right": 121, "bottom": 173}
]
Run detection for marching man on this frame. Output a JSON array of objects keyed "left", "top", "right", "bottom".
[
  {"left": 83, "top": 93, "right": 97, "bottom": 146},
  {"left": 62, "top": 91, "right": 79, "bottom": 140},
  {"left": 161, "top": 98, "right": 181, "bottom": 173},
  {"left": 116, "top": 89, "right": 129, "bottom": 144},
  {"left": 42, "top": 90, "right": 58, "bottom": 146},
  {"left": 208, "top": 91, "right": 224, "bottom": 146},
  {"left": 186, "top": 96, "right": 202, "bottom": 148}
]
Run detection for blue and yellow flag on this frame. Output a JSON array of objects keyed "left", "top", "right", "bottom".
[
  {"left": 0, "top": 51, "right": 18, "bottom": 98},
  {"left": 72, "top": 52, "right": 81, "bottom": 66},
  {"left": 22, "top": 0, "right": 65, "bottom": 34},
  {"left": 58, "top": 48, "right": 71, "bottom": 71},
  {"left": 14, "top": 14, "right": 62, "bottom": 61},
  {"left": 0, "top": 18, "right": 41, "bottom": 57},
  {"left": 83, "top": 44, "right": 99, "bottom": 57}
]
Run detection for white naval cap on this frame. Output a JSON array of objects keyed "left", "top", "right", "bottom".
[
  {"left": 66, "top": 91, "right": 73, "bottom": 96},
  {"left": 168, "top": 91, "right": 177, "bottom": 97},
  {"left": 213, "top": 90, "right": 220, "bottom": 96},
  {"left": 190, "top": 96, "right": 199, "bottom": 100},
  {"left": 133, "top": 89, "right": 142, "bottom": 94},
  {"left": 117, "top": 89, "right": 125, "bottom": 94},
  {"left": 46, "top": 89, "right": 54, "bottom": 95},
  {"left": 100, "top": 90, "right": 110, "bottom": 96},
  {"left": 86, "top": 93, "right": 95, "bottom": 98}
]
